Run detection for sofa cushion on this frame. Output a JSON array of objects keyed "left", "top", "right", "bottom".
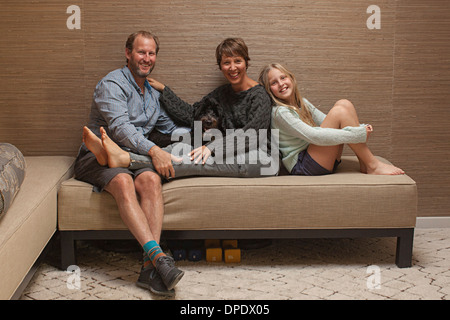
[
  {"left": 0, "top": 156, "right": 75, "bottom": 299},
  {"left": 0, "top": 143, "right": 26, "bottom": 218},
  {"left": 58, "top": 156, "right": 417, "bottom": 231}
]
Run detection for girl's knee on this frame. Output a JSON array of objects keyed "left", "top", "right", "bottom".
[
  {"left": 334, "top": 99, "right": 354, "bottom": 109},
  {"left": 331, "top": 99, "right": 356, "bottom": 117}
]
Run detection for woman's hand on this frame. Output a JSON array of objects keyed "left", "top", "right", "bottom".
[
  {"left": 189, "top": 146, "right": 212, "bottom": 164},
  {"left": 147, "top": 78, "right": 165, "bottom": 92}
]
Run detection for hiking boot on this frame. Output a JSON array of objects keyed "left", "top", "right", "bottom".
[
  {"left": 137, "top": 264, "right": 175, "bottom": 297},
  {"left": 155, "top": 255, "right": 185, "bottom": 290}
]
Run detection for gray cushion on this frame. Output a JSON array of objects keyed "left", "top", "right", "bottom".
[{"left": 0, "top": 143, "right": 26, "bottom": 217}]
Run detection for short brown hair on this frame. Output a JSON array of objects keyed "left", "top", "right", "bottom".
[
  {"left": 125, "top": 31, "right": 160, "bottom": 63},
  {"left": 215, "top": 38, "right": 250, "bottom": 69}
]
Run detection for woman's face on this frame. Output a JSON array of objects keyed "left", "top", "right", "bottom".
[
  {"left": 220, "top": 54, "right": 247, "bottom": 86},
  {"left": 267, "top": 68, "right": 294, "bottom": 104}
]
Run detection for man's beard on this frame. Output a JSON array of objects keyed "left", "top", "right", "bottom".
[{"left": 131, "top": 62, "right": 155, "bottom": 78}]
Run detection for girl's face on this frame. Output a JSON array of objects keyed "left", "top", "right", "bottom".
[
  {"left": 220, "top": 54, "right": 247, "bottom": 87},
  {"left": 267, "top": 68, "right": 294, "bottom": 104}
]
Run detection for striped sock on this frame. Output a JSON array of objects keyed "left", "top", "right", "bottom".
[
  {"left": 143, "top": 240, "right": 166, "bottom": 266},
  {"left": 143, "top": 254, "right": 152, "bottom": 269}
]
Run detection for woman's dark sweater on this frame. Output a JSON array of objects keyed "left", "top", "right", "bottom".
[{"left": 159, "top": 84, "right": 272, "bottom": 157}]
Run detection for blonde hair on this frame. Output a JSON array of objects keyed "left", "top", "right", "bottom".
[{"left": 259, "top": 63, "right": 315, "bottom": 126}]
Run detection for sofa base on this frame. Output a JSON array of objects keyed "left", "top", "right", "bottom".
[
  {"left": 10, "top": 232, "right": 57, "bottom": 300},
  {"left": 59, "top": 228, "right": 414, "bottom": 270}
]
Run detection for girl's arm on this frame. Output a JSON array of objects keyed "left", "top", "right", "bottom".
[
  {"left": 273, "top": 106, "right": 367, "bottom": 146},
  {"left": 302, "top": 98, "right": 326, "bottom": 126}
]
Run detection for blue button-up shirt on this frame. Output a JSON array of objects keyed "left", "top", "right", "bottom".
[{"left": 86, "top": 66, "right": 178, "bottom": 155}]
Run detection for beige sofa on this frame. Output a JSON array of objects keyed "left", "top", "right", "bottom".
[
  {"left": 0, "top": 156, "right": 74, "bottom": 300},
  {"left": 58, "top": 156, "right": 417, "bottom": 270}
]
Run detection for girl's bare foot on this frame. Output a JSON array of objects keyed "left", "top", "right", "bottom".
[
  {"left": 100, "top": 127, "right": 131, "bottom": 168},
  {"left": 83, "top": 126, "right": 108, "bottom": 166},
  {"left": 359, "top": 162, "right": 368, "bottom": 174},
  {"left": 356, "top": 155, "right": 368, "bottom": 174},
  {"left": 366, "top": 159, "right": 405, "bottom": 175}
]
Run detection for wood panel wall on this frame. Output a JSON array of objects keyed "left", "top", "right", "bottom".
[
  {"left": 392, "top": 0, "right": 450, "bottom": 217},
  {"left": 0, "top": 0, "right": 449, "bottom": 217}
]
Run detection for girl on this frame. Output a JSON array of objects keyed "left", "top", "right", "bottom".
[{"left": 259, "top": 63, "right": 404, "bottom": 176}]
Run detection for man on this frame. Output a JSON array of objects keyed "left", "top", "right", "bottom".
[{"left": 74, "top": 31, "right": 184, "bottom": 296}]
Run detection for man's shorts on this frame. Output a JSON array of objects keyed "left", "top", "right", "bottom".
[
  {"left": 290, "top": 149, "right": 340, "bottom": 176},
  {"left": 74, "top": 145, "right": 157, "bottom": 193}
]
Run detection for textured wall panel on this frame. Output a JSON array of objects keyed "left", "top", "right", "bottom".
[
  {"left": 0, "top": 0, "right": 448, "bottom": 217},
  {"left": 392, "top": 0, "right": 450, "bottom": 216},
  {"left": 0, "top": 1, "right": 87, "bottom": 155}
]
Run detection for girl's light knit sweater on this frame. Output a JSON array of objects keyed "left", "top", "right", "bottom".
[{"left": 271, "top": 98, "right": 367, "bottom": 173}]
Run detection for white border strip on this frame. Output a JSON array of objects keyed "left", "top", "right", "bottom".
[{"left": 416, "top": 217, "right": 450, "bottom": 228}]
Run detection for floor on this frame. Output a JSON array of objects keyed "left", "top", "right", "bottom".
[{"left": 20, "top": 228, "right": 450, "bottom": 300}]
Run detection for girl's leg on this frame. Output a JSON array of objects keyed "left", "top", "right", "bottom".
[
  {"left": 307, "top": 99, "right": 404, "bottom": 175},
  {"left": 306, "top": 99, "right": 358, "bottom": 171}
]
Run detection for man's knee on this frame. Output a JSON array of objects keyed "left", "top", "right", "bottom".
[
  {"left": 135, "top": 171, "right": 162, "bottom": 195},
  {"left": 107, "top": 173, "right": 133, "bottom": 188},
  {"left": 105, "top": 173, "right": 135, "bottom": 199}
]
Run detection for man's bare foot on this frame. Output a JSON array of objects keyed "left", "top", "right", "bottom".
[
  {"left": 83, "top": 126, "right": 108, "bottom": 166},
  {"left": 366, "top": 159, "right": 405, "bottom": 175},
  {"left": 100, "top": 127, "right": 131, "bottom": 168}
]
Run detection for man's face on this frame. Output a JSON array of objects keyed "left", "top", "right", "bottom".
[{"left": 126, "top": 35, "right": 157, "bottom": 78}]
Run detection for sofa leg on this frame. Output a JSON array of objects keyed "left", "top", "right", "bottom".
[
  {"left": 60, "top": 231, "right": 76, "bottom": 270},
  {"left": 395, "top": 228, "right": 414, "bottom": 268}
]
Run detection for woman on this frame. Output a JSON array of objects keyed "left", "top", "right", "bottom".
[
  {"left": 258, "top": 63, "right": 404, "bottom": 176},
  {"left": 84, "top": 38, "right": 276, "bottom": 179}
]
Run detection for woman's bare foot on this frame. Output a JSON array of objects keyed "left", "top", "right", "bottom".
[
  {"left": 366, "top": 159, "right": 405, "bottom": 175},
  {"left": 83, "top": 126, "right": 108, "bottom": 166},
  {"left": 100, "top": 127, "right": 131, "bottom": 168}
]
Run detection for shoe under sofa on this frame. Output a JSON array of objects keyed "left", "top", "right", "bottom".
[{"left": 58, "top": 155, "right": 417, "bottom": 270}]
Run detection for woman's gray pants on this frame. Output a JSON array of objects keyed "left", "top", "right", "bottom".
[{"left": 128, "top": 143, "right": 278, "bottom": 179}]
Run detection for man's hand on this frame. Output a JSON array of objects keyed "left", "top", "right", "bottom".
[{"left": 148, "top": 146, "right": 180, "bottom": 179}]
